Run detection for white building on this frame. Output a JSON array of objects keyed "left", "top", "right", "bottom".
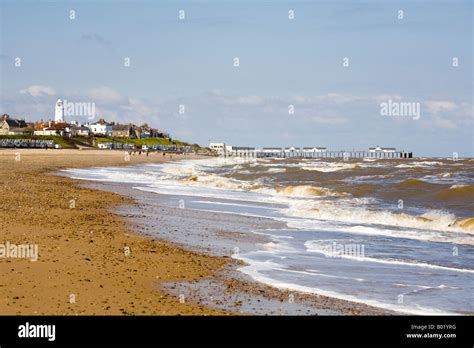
[
  {"left": 55, "top": 99, "right": 65, "bottom": 123},
  {"left": 302, "top": 147, "right": 327, "bottom": 153},
  {"left": 369, "top": 146, "right": 396, "bottom": 153},
  {"left": 33, "top": 123, "right": 70, "bottom": 137},
  {"left": 209, "top": 142, "right": 226, "bottom": 155},
  {"left": 89, "top": 119, "right": 112, "bottom": 136},
  {"left": 229, "top": 146, "right": 256, "bottom": 158},
  {"left": 70, "top": 125, "right": 90, "bottom": 137}
]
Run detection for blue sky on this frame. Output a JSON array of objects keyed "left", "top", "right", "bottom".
[{"left": 0, "top": 0, "right": 472, "bottom": 156}]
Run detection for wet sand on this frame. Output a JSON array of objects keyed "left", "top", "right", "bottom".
[{"left": 0, "top": 149, "right": 229, "bottom": 315}]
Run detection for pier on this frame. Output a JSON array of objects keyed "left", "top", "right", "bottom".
[
  {"left": 255, "top": 148, "right": 413, "bottom": 159},
  {"left": 210, "top": 143, "right": 413, "bottom": 159}
]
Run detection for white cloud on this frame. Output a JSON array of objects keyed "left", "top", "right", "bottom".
[
  {"left": 19, "top": 85, "right": 56, "bottom": 97},
  {"left": 87, "top": 86, "right": 124, "bottom": 104},
  {"left": 235, "top": 95, "right": 265, "bottom": 106},
  {"left": 431, "top": 117, "right": 457, "bottom": 130},
  {"left": 424, "top": 100, "right": 457, "bottom": 114},
  {"left": 372, "top": 94, "right": 403, "bottom": 103}
]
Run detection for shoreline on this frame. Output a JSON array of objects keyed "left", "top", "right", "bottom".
[
  {"left": 63, "top": 164, "right": 396, "bottom": 315},
  {"left": 1, "top": 149, "right": 393, "bottom": 315},
  {"left": 0, "top": 149, "right": 231, "bottom": 315}
]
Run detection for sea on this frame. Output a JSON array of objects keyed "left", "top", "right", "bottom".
[{"left": 61, "top": 156, "right": 474, "bottom": 315}]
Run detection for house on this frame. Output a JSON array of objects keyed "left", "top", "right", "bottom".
[
  {"left": 137, "top": 123, "right": 156, "bottom": 138},
  {"left": 34, "top": 123, "right": 70, "bottom": 137},
  {"left": 70, "top": 125, "right": 90, "bottom": 137},
  {"left": 132, "top": 123, "right": 166, "bottom": 139},
  {"left": 8, "top": 127, "right": 34, "bottom": 135},
  {"left": 111, "top": 124, "right": 131, "bottom": 138},
  {"left": 0, "top": 114, "right": 29, "bottom": 135},
  {"left": 89, "top": 119, "right": 112, "bottom": 136},
  {"left": 34, "top": 121, "right": 49, "bottom": 130}
]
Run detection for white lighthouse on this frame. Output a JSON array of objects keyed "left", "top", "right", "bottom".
[{"left": 55, "top": 99, "right": 64, "bottom": 123}]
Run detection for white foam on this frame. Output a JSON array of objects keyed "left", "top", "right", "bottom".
[
  {"left": 235, "top": 257, "right": 457, "bottom": 315},
  {"left": 395, "top": 161, "right": 444, "bottom": 168},
  {"left": 283, "top": 199, "right": 474, "bottom": 241},
  {"left": 300, "top": 162, "right": 358, "bottom": 172},
  {"left": 304, "top": 240, "right": 474, "bottom": 273}
]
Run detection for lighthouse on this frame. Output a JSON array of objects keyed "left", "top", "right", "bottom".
[{"left": 55, "top": 99, "right": 64, "bottom": 123}]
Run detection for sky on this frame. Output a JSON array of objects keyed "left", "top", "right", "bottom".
[{"left": 0, "top": 0, "right": 472, "bottom": 157}]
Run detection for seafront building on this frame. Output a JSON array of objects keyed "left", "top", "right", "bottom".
[
  {"left": 209, "top": 143, "right": 229, "bottom": 155},
  {"left": 89, "top": 119, "right": 113, "bottom": 136},
  {"left": 0, "top": 99, "right": 175, "bottom": 149},
  {"left": 0, "top": 114, "right": 32, "bottom": 135},
  {"left": 33, "top": 123, "right": 70, "bottom": 136}
]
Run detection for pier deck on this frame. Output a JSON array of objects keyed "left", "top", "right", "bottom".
[{"left": 223, "top": 149, "right": 413, "bottom": 159}]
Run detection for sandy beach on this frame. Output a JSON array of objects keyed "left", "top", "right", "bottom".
[
  {"left": 3, "top": 147, "right": 427, "bottom": 316},
  {"left": 0, "top": 148, "right": 396, "bottom": 316},
  {"left": 0, "top": 149, "right": 229, "bottom": 315}
]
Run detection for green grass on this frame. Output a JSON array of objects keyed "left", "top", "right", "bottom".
[
  {"left": 71, "top": 136, "right": 93, "bottom": 147},
  {"left": 93, "top": 136, "right": 203, "bottom": 150},
  {"left": 94, "top": 137, "right": 172, "bottom": 145},
  {"left": 71, "top": 136, "right": 91, "bottom": 143}
]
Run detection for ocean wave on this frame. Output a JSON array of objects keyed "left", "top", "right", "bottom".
[
  {"left": 451, "top": 217, "right": 474, "bottom": 231},
  {"left": 300, "top": 162, "right": 359, "bottom": 172},
  {"left": 273, "top": 185, "right": 342, "bottom": 198},
  {"left": 435, "top": 185, "right": 474, "bottom": 202},
  {"left": 304, "top": 240, "right": 474, "bottom": 273},
  {"left": 395, "top": 178, "right": 434, "bottom": 189},
  {"left": 239, "top": 167, "right": 287, "bottom": 174},
  {"left": 266, "top": 167, "right": 287, "bottom": 173},
  {"left": 62, "top": 158, "right": 474, "bottom": 238},
  {"left": 184, "top": 173, "right": 262, "bottom": 191},
  {"left": 283, "top": 200, "right": 474, "bottom": 240},
  {"left": 395, "top": 161, "right": 444, "bottom": 168}
]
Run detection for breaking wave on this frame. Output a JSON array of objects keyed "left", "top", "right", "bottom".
[{"left": 274, "top": 185, "right": 342, "bottom": 198}]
